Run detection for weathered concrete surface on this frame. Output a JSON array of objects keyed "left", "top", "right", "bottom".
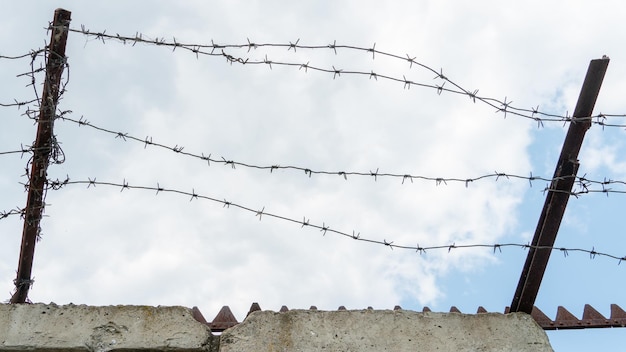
[
  {"left": 220, "top": 309, "right": 554, "bottom": 352},
  {"left": 0, "top": 303, "right": 215, "bottom": 351},
  {"left": 0, "top": 304, "right": 554, "bottom": 352}
]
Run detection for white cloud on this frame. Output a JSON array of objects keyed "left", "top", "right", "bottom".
[{"left": 581, "top": 131, "right": 626, "bottom": 177}]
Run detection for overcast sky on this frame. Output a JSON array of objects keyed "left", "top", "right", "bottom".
[{"left": 2, "top": 1, "right": 626, "bottom": 350}]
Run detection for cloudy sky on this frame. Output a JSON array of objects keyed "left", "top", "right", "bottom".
[{"left": 2, "top": 1, "right": 626, "bottom": 350}]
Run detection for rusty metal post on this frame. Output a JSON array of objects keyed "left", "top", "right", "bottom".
[
  {"left": 10, "top": 8, "right": 71, "bottom": 304},
  {"left": 510, "top": 57, "right": 609, "bottom": 314}
]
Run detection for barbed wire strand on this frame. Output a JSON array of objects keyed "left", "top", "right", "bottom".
[
  {"left": 0, "top": 207, "right": 25, "bottom": 221},
  {"left": 13, "top": 48, "right": 47, "bottom": 116},
  {"left": 0, "top": 150, "right": 30, "bottom": 157},
  {"left": 44, "top": 176, "right": 626, "bottom": 263},
  {"left": 0, "top": 49, "right": 45, "bottom": 60},
  {"left": 67, "top": 26, "right": 626, "bottom": 128},
  {"left": 0, "top": 145, "right": 49, "bottom": 157},
  {"left": 1, "top": 49, "right": 46, "bottom": 109},
  {"left": 0, "top": 98, "right": 40, "bottom": 109},
  {"left": 55, "top": 115, "right": 626, "bottom": 194}
]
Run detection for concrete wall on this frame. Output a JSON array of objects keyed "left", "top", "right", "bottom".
[
  {"left": 221, "top": 309, "right": 553, "bottom": 352},
  {"left": 0, "top": 304, "right": 553, "bottom": 352},
  {"left": 0, "top": 303, "right": 216, "bottom": 351}
]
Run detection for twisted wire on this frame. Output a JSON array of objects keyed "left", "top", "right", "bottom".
[
  {"left": 0, "top": 49, "right": 45, "bottom": 60},
  {"left": 0, "top": 145, "right": 45, "bottom": 157},
  {"left": 67, "top": 26, "right": 626, "bottom": 128},
  {"left": 56, "top": 115, "right": 626, "bottom": 194},
  {"left": 0, "top": 208, "right": 25, "bottom": 221},
  {"left": 5, "top": 40, "right": 69, "bottom": 246},
  {"left": 1, "top": 49, "right": 46, "bottom": 109},
  {"left": 45, "top": 176, "right": 626, "bottom": 263}
]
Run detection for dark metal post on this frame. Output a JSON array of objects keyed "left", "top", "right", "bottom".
[
  {"left": 510, "top": 57, "right": 609, "bottom": 313},
  {"left": 10, "top": 8, "right": 71, "bottom": 303}
]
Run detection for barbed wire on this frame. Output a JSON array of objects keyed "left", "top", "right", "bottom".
[
  {"left": 44, "top": 176, "right": 626, "bottom": 263},
  {"left": 1, "top": 49, "right": 46, "bottom": 109},
  {"left": 0, "top": 207, "right": 26, "bottom": 221},
  {"left": 0, "top": 98, "right": 40, "bottom": 109},
  {"left": 0, "top": 46, "right": 55, "bottom": 237},
  {"left": 0, "top": 150, "right": 31, "bottom": 157},
  {"left": 7, "top": 38, "right": 69, "bottom": 247},
  {"left": 55, "top": 115, "right": 626, "bottom": 194},
  {"left": 67, "top": 26, "right": 626, "bottom": 128},
  {"left": 544, "top": 185, "right": 626, "bottom": 197},
  {"left": 0, "top": 49, "right": 45, "bottom": 61},
  {"left": 0, "top": 145, "right": 42, "bottom": 158}
]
